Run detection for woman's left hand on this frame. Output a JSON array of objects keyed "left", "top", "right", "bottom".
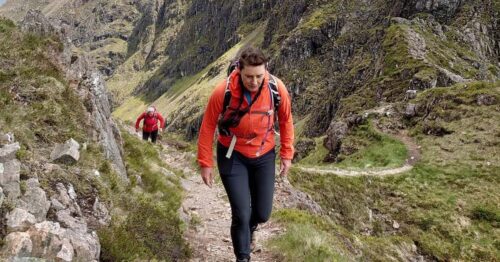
[{"left": 279, "top": 158, "right": 292, "bottom": 177}]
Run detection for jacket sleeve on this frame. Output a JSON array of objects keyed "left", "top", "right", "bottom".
[
  {"left": 157, "top": 113, "right": 165, "bottom": 129},
  {"left": 197, "top": 81, "right": 226, "bottom": 167},
  {"left": 135, "top": 112, "right": 145, "bottom": 130},
  {"left": 277, "top": 80, "right": 294, "bottom": 160}
]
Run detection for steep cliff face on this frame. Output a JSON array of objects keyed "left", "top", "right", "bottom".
[
  {"left": 0, "top": 12, "right": 189, "bottom": 261},
  {"left": 0, "top": 14, "right": 115, "bottom": 260}
]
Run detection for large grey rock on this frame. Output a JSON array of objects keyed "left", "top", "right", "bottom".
[
  {"left": 50, "top": 197, "right": 66, "bottom": 211},
  {"left": 0, "top": 160, "right": 21, "bottom": 199},
  {"left": 57, "top": 238, "right": 74, "bottom": 262},
  {"left": 28, "top": 221, "right": 65, "bottom": 260},
  {"left": 0, "top": 142, "right": 20, "bottom": 162},
  {"left": 83, "top": 72, "right": 127, "bottom": 180},
  {"left": 50, "top": 138, "right": 80, "bottom": 165},
  {"left": 6, "top": 208, "right": 37, "bottom": 233},
  {"left": 17, "top": 178, "right": 51, "bottom": 222},
  {"left": 323, "top": 121, "right": 349, "bottom": 161},
  {"left": 53, "top": 183, "right": 82, "bottom": 216},
  {"left": 405, "top": 103, "right": 418, "bottom": 118},
  {"left": 0, "top": 132, "right": 15, "bottom": 147},
  {"left": 56, "top": 209, "right": 88, "bottom": 233},
  {"left": 2, "top": 231, "right": 33, "bottom": 257},
  {"left": 63, "top": 229, "right": 100, "bottom": 261}
]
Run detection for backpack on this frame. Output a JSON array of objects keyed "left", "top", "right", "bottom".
[{"left": 218, "top": 62, "right": 281, "bottom": 136}]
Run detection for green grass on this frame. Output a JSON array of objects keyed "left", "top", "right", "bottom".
[
  {"left": 298, "top": 122, "right": 408, "bottom": 169},
  {"left": 269, "top": 209, "right": 353, "bottom": 262},
  {"left": 286, "top": 83, "right": 500, "bottom": 261},
  {"left": 98, "top": 131, "right": 191, "bottom": 261},
  {"left": 336, "top": 122, "right": 408, "bottom": 169}
]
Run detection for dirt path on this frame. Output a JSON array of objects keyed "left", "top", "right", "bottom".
[
  {"left": 158, "top": 141, "right": 286, "bottom": 262},
  {"left": 298, "top": 123, "right": 421, "bottom": 177},
  {"left": 122, "top": 126, "right": 326, "bottom": 260}
]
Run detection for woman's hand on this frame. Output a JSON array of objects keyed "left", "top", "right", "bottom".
[
  {"left": 201, "top": 167, "right": 215, "bottom": 188},
  {"left": 279, "top": 158, "right": 292, "bottom": 177}
]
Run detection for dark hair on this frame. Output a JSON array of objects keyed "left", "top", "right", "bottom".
[{"left": 238, "top": 46, "right": 268, "bottom": 70}]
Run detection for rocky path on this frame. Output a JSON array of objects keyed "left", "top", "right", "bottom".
[
  {"left": 298, "top": 126, "right": 421, "bottom": 177},
  {"left": 158, "top": 140, "right": 288, "bottom": 262}
]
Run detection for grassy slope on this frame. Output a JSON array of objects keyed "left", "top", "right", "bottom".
[
  {"left": 264, "top": 2, "right": 499, "bottom": 259},
  {"left": 281, "top": 82, "right": 500, "bottom": 261},
  {"left": 112, "top": 23, "right": 267, "bottom": 124},
  {"left": 99, "top": 131, "right": 190, "bottom": 261}
]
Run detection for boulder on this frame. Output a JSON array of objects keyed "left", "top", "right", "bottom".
[
  {"left": 28, "top": 221, "right": 65, "bottom": 259},
  {"left": 53, "top": 183, "right": 82, "bottom": 216},
  {"left": 56, "top": 209, "right": 88, "bottom": 233},
  {"left": 2, "top": 232, "right": 33, "bottom": 257},
  {"left": 57, "top": 238, "right": 75, "bottom": 262},
  {"left": 405, "top": 103, "right": 418, "bottom": 118},
  {"left": 323, "top": 121, "right": 348, "bottom": 161},
  {"left": 17, "top": 178, "right": 51, "bottom": 222},
  {"left": 0, "top": 142, "right": 20, "bottom": 162},
  {"left": 0, "top": 160, "right": 21, "bottom": 199},
  {"left": 63, "top": 229, "right": 100, "bottom": 261},
  {"left": 0, "top": 132, "right": 15, "bottom": 147},
  {"left": 50, "top": 139, "right": 80, "bottom": 165},
  {"left": 406, "top": 90, "right": 418, "bottom": 100},
  {"left": 6, "top": 208, "right": 37, "bottom": 232}
]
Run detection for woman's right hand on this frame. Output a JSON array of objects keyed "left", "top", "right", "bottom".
[{"left": 201, "top": 167, "right": 214, "bottom": 188}]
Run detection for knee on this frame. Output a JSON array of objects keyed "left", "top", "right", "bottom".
[
  {"left": 232, "top": 210, "right": 251, "bottom": 226},
  {"left": 253, "top": 210, "right": 271, "bottom": 224}
]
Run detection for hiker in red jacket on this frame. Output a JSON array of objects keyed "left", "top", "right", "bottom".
[{"left": 135, "top": 106, "right": 165, "bottom": 143}]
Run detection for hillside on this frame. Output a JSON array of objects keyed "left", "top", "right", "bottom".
[{"left": 0, "top": 15, "right": 189, "bottom": 260}]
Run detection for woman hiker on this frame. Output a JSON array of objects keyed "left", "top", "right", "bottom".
[{"left": 197, "top": 46, "right": 294, "bottom": 262}]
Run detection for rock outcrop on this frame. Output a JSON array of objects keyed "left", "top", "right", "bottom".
[
  {"left": 21, "top": 10, "right": 127, "bottom": 180},
  {"left": 50, "top": 138, "right": 80, "bottom": 165}
]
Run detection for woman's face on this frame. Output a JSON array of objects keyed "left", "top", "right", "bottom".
[{"left": 240, "top": 64, "right": 266, "bottom": 93}]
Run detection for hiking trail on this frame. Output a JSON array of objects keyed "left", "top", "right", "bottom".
[
  {"left": 158, "top": 140, "right": 282, "bottom": 261},
  {"left": 298, "top": 120, "right": 421, "bottom": 177}
]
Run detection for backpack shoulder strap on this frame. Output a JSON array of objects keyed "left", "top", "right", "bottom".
[
  {"left": 268, "top": 74, "right": 281, "bottom": 112},
  {"left": 221, "top": 76, "right": 232, "bottom": 115}
]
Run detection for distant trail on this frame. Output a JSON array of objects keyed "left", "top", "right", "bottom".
[{"left": 298, "top": 125, "right": 421, "bottom": 177}]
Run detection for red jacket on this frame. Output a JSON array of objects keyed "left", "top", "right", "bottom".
[
  {"left": 135, "top": 112, "right": 165, "bottom": 132},
  {"left": 197, "top": 69, "right": 294, "bottom": 167}
]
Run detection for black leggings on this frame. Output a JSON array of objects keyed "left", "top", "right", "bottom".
[
  {"left": 142, "top": 130, "right": 158, "bottom": 143},
  {"left": 217, "top": 142, "right": 276, "bottom": 260}
]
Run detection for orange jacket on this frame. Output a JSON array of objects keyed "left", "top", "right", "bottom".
[{"left": 197, "top": 69, "right": 294, "bottom": 167}]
